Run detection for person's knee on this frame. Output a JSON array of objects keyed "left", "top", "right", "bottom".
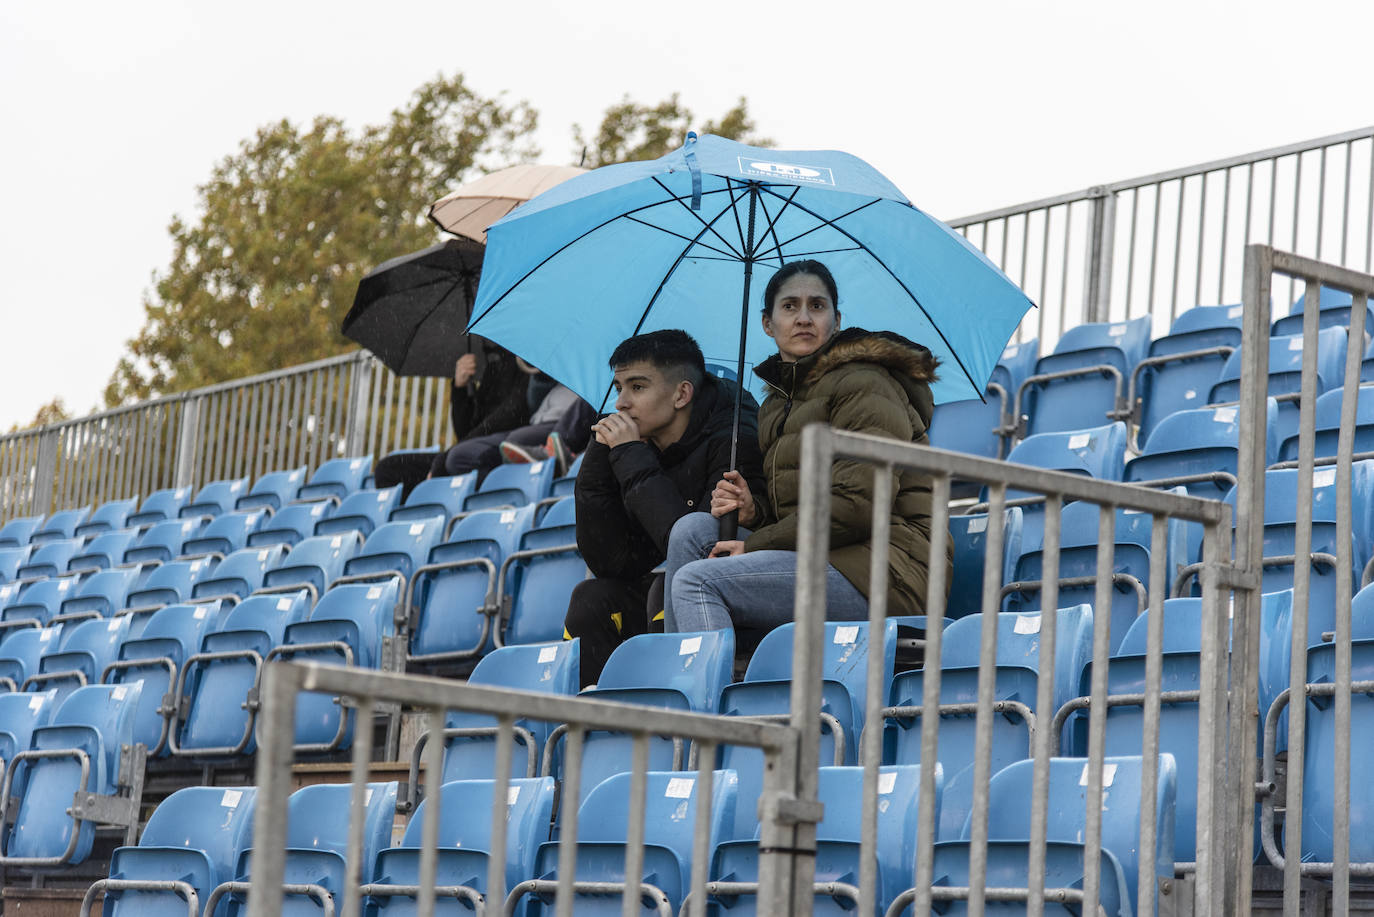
[
  {"left": 564, "top": 578, "right": 629, "bottom": 637},
  {"left": 668, "top": 512, "right": 718, "bottom": 556}
]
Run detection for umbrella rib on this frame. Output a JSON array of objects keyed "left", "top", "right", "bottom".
[
  {"left": 621, "top": 215, "right": 743, "bottom": 262},
  {"left": 393, "top": 280, "right": 467, "bottom": 372},
  {"left": 752, "top": 186, "right": 799, "bottom": 267},
  {"left": 468, "top": 186, "right": 743, "bottom": 328},
  {"left": 650, "top": 177, "right": 746, "bottom": 260},
  {"left": 724, "top": 179, "right": 751, "bottom": 257},
  {"left": 752, "top": 196, "right": 884, "bottom": 263},
  {"left": 768, "top": 245, "right": 866, "bottom": 258},
  {"left": 756, "top": 186, "right": 988, "bottom": 395}
]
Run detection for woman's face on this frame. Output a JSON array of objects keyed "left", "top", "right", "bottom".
[{"left": 763, "top": 273, "right": 837, "bottom": 362}]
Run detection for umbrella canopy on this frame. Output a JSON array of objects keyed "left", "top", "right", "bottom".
[
  {"left": 342, "top": 238, "right": 485, "bottom": 378},
  {"left": 428, "top": 164, "right": 587, "bottom": 243},
  {"left": 467, "top": 134, "right": 1035, "bottom": 412}
]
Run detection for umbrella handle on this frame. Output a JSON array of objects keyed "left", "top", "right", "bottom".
[{"left": 718, "top": 511, "right": 739, "bottom": 541}]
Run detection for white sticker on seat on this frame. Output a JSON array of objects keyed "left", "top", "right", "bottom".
[
  {"left": 1212, "top": 407, "right": 1237, "bottom": 423},
  {"left": 1314, "top": 468, "right": 1337, "bottom": 488},
  {"left": 679, "top": 636, "right": 702, "bottom": 655},
  {"left": 221, "top": 789, "right": 242, "bottom": 807},
  {"left": 967, "top": 516, "right": 988, "bottom": 534},
  {"left": 508, "top": 786, "right": 521, "bottom": 805},
  {"left": 1068, "top": 433, "right": 1091, "bottom": 449},
  {"left": 878, "top": 772, "right": 897, "bottom": 795},
  {"left": 1080, "top": 762, "right": 1118, "bottom": 787},
  {"left": 351, "top": 459, "right": 365, "bottom": 470},
  {"left": 278, "top": 598, "right": 294, "bottom": 611},
  {"left": 258, "top": 549, "right": 270, "bottom": 561},
  {"left": 367, "top": 586, "right": 383, "bottom": 599},
  {"left": 112, "top": 685, "right": 128, "bottom": 700},
  {"left": 1109, "top": 324, "right": 1127, "bottom": 336},
  {"left": 331, "top": 536, "right": 343, "bottom": 548},
  {"left": 1228, "top": 305, "right": 1244, "bottom": 318},
  {"left": 500, "top": 510, "right": 517, "bottom": 524},
  {"left": 231, "top": 481, "right": 244, "bottom": 492},
  {"left": 665, "top": 777, "right": 694, "bottom": 798},
  {"left": 28, "top": 696, "right": 43, "bottom": 712},
  {"left": 312, "top": 504, "right": 325, "bottom": 516},
  {"left": 377, "top": 492, "right": 388, "bottom": 502},
  {"left": 833, "top": 625, "right": 859, "bottom": 645},
  {"left": 530, "top": 463, "right": 544, "bottom": 475},
  {"left": 58, "top": 580, "right": 71, "bottom": 592},
  {"left": 194, "top": 607, "right": 208, "bottom": 619},
  {"left": 409, "top": 523, "right": 425, "bottom": 535},
  {"left": 538, "top": 646, "right": 558, "bottom": 664},
  {"left": 1014, "top": 614, "right": 1041, "bottom": 635},
  {"left": 1288, "top": 336, "right": 1304, "bottom": 350},
  {"left": 365, "top": 788, "right": 373, "bottom": 805},
  {"left": 108, "top": 619, "right": 122, "bottom": 631},
  {"left": 451, "top": 477, "right": 464, "bottom": 488},
  {"left": 1003, "top": 344, "right": 1019, "bottom": 358},
  {"left": 1183, "top": 389, "right": 1197, "bottom": 400}
]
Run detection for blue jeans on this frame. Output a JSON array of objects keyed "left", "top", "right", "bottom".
[{"left": 663, "top": 512, "right": 869, "bottom": 633}]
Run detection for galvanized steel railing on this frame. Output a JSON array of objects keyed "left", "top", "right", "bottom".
[{"left": 952, "top": 126, "right": 1374, "bottom": 349}]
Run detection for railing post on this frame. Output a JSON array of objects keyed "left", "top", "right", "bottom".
[
  {"left": 29, "top": 428, "right": 60, "bottom": 517},
  {"left": 1083, "top": 186, "right": 1117, "bottom": 324},
  {"left": 174, "top": 396, "right": 201, "bottom": 490},
  {"left": 344, "top": 354, "right": 373, "bottom": 459}
]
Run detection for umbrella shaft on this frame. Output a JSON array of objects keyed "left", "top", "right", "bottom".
[{"left": 722, "top": 185, "right": 759, "bottom": 542}]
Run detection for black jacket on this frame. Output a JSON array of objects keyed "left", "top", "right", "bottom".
[
  {"left": 429, "top": 347, "right": 532, "bottom": 476},
  {"left": 575, "top": 376, "right": 767, "bottom": 579}
]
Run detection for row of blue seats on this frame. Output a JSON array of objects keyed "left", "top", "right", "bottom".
[{"left": 96, "top": 758, "right": 1174, "bottom": 916}]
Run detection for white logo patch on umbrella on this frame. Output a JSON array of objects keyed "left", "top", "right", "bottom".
[{"left": 737, "top": 158, "right": 835, "bottom": 185}]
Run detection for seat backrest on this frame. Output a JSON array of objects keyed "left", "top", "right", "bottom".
[
  {"left": 1273, "top": 285, "right": 1374, "bottom": 337},
  {"left": 75, "top": 498, "right": 140, "bottom": 538},
  {"left": 1043, "top": 315, "right": 1151, "bottom": 371},
  {"left": 398, "top": 777, "right": 556, "bottom": 884},
  {"left": 18, "top": 538, "right": 84, "bottom": 579},
  {"left": 43, "top": 616, "right": 131, "bottom": 676},
  {"left": 237, "top": 466, "right": 308, "bottom": 512},
  {"left": 597, "top": 631, "right": 734, "bottom": 713},
  {"left": 124, "top": 518, "right": 205, "bottom": 565},
  {"left": 129, "top": 486, "right": 194, "bottom": 526},
  {"left": 1168, "top": 302, "right": 1246, "bottom": 337},
  {"left": 30, "top": 506, "right": 92, "bottom": 544},
  {"left": 181, "top": 478, "right": 250, "bottom": 518},
  {"left": 466, "top": 640, "right": 579, "bottom": 696},
  {"left": 137, "top": 785, "right": 258, "bottom": 883},
  {"left": 576, "top": 769, "right": 737, "bottom": 857},
  {"left": 120, "top": 603, "right": 225, "bottom": 664},
  {"left": 0, "top": 626, "right": 62, "bottom": 682},
  {"left": 742, "top": 620, "right": 897, "bottom": 725},
  {"left": 979, "top": 754, "right": 1177, "bottom": 911},
  {"left": 296, "top": 456, "right": 373, "bottom": 503},
  {"left": 251, "top": 502, "right": 334, "bottom": 550},
  {"left": 992, "top": 338, "right": 1040, "bottom": 395},
  {"left": 47, "top": 682, "right": 145, "bottom": 780},
  {"left": 59, "top": 566, "right": 143, "bottom": 618},
  {"left": 0, "top": 690, "right": 58, "bottom": 761},
  {"left": 1000, "top": 421, "right": 1127, "bottom": 498},
  {"left": 210, "top": 592, "right": 311, "bottom": 648},
  {"left": 0, "top": 516, "right": 43, "bottom": 548},
  {"left": 464, "top": 461, "right": 556, "bottom": 510},
  {"left": 948, "top": 509, "right": 1022, "bottom": 618},
  {"left": 440, "top": 505, "right": 540, "bottom": 561},
  {"left": 285, "top": 580, "right": 399, "bottom": 667},
  {"left": 126, "top": 556, "right": 219, "bottom": 608},
  {"left": 390, "top": 471, "right": 479, "bottom": 523},
  {"left": 4, "top": 577, "right": 79, "bottom": 623},
  {"left": 940, "top": 606, "right": 1094, "bottom": 713},
  {"left": 313, "top": 485, "right": 403, "bottom": 536},
  {"left": 68, "top": 529, "right": 140, "bottom": 572},
  {"left": 345, "top": 518, "right": 444, "bottom": 580},
  {"left": 0, "top": 546, "right": 29, "bottom": 581},
  {"left": 181, "top": 509, "right": 268, "bottom": 558},
  {"left": 1131, "top": 399, "right": 1280, "bottom": 469},
  {"left": 262, "top": 532, "right": 363, "bottom": 594},
  {"left": 284, "top": 781, "right": 397, "bottom": 862},
  {"left": 191, "top": 544, "right": 290, "bottom": 600},
  {"left": 1211, "top": 326, "right": 1349, "bottom": 401},
  {"left": 538, "top": 496, "right": 576, "bottom": 529}
]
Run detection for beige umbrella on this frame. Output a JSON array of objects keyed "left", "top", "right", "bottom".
[{"left": 428, "top": 163, "right": 587, "bottom": 243}]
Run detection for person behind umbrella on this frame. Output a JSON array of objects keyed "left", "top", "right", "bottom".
[
  {"left": 565, "top": 330, "right": 766, "bottom": 688},
  {"left": 663, "top": 259, "right": 952, "bottom": 637}
]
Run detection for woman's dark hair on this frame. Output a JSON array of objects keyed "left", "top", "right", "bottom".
[{"left": 761, "top": 259, "right": 840, "bottom": 317}]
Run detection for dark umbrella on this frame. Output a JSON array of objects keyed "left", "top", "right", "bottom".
[{"left": 342, "top": 238, "right": 485, "bottom": 377}]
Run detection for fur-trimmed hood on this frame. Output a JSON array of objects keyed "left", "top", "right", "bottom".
[{"left": 804, "top": 328, "right": 939, "bottom": 386}]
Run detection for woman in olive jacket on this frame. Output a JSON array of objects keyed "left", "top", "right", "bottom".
[{"left": 663, "top": 259, "right": 952, "bottom": 633}]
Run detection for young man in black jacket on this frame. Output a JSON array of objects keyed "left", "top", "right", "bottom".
[{"left": 566, "top": 330, "right": 766, "bottom": 687}]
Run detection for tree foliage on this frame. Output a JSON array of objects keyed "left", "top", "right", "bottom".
[
  {"left": 105, "top": 74, "right": 537, "bottom": 406},
  {"left": 7, "top": 399, "right": 70, "bottom": 434},
  {"left": 574, "top": 94, "right": 771, "bottom": 168}
]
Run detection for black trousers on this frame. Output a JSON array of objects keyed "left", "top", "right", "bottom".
[{"left": 564, "top": 573, "right": 665, "bottom": 688}]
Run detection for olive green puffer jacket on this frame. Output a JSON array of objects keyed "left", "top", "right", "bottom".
[{"left": 746, "top": 327, "right": 953, "bottom": 615}]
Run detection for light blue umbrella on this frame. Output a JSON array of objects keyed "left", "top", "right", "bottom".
[{"left": 468, "top": 133, "right": 1034, "bottom": 415}]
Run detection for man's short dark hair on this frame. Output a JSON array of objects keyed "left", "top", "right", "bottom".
[{"left": 608, "top": 329, "right": 705, "bottom": 389}]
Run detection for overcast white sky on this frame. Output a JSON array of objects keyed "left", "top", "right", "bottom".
[{"left": 2, "top": 0, "right": 1371, "bottom": 431}]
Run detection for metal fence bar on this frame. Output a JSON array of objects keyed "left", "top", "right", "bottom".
[
  {"left": 1025, "top": 493, "right": 1061, "bottom": 917},
  {"left": 858, "top": 464, "right": 894, "bottom": 913},
  {"left": 1079, "top": 504, "right": 1116, "bottom": 916}
]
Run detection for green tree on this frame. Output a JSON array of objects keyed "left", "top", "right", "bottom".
[
  {"left": 6, "top": 398, "right": 70, "bottom": 434},
  {"left": 105, "top": 73, "right": 537, "bottom": 406},
  {"left": 574, "top": 94, "right": 771, "bottom": 168}
]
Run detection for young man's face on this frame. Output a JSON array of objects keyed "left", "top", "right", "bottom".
[{"left": 612, "top": 360, "right": 689, "bottom": 444}]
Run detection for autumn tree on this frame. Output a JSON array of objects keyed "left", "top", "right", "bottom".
[
  {"left": 105, "top": 73, "right": 537, "bottom": 406},
  {"left": 574, "top": 94, "right": 771, "bottom": 168}
]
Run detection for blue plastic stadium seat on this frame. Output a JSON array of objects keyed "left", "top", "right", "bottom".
[
  {"left": 1006, "top": 499, "right": 1190, "bottom": 652},
  {"left": 1156, "top": 303, "right": 1246, "bottom": 354},
  {"left": 997, "top": 422, "right": 1127, "bottom": 501},
  {"left": 388, "top": 471, "right": 479, "bottom": 524},
  {"left": 74, "top": 498, "right": 140, "bottom": 538},
  {"left": 930, "top": 388, "right": 1007, "bottom": 462},
  {"left": 342, "top": 518, "right": 445, "bottom": 589},
  {"left": 434, "top": 640, "right": 579, "bottom": 786},
  {"left": 501, "top": 516, "right": 587, "bottom": 647},
  {"left": 247, "top": 501, "right": 334, "bottom": 548},
  {"left": 1126, "top": 400, "right": 1279, "bottom": 500},
  {"left": 1300, "top": 632, "right": 1374, "bottom": 864},
  {"left": 67, "top": 529, "right": 140, "bottom": 574},
  {"left": 536, "top": 497, "right": 575, "bottom": 528},
  {"left": 2, "top": 577, "right": 80, "bottom": 631},
  {"left": 408, "top": 506, "right": 539, "bottom": 663},
  {"left": 106, "top": 603, "right": 228, "bottom": 756},
  {"left": 1018, "top": 316, "right": 1150, "bottom": 436},
  {"left": 261, "top": 533, "right": 363, "bottom": 600},
  {"left": 927, "top": 754, "right": 1174, "bottom": 917},
  {"left": 550, "top": 452, "right": 586, "bottom": 499},
  {"left": 991, "top": 338, "right": 1040, "bottom": 398},
  {"left": 179, "top": 477, "right": 250, "bottom": 520},
  {"left": 0, "top": 516, "right": 43, "bottom": 549},
  {"left": 124, "top": 518, "right": 206, "bottom": 566},
  {"left": 313, "top": 486, "right": 403, "bottom": 538},
  {"left": 180, "top": 509, "right": 269, "bottom": 558},
  {"left": 0, "top": 689, "right": 58, "bottom": 765},
  {"left": 885, "top": 606, "right": 1094, "bottom": 839},
  {"left": 462, "top": 460, "right": 556, "bottom": 513},
  {"left": 707, "top": 765, "right": 936, "bottom": 916},
  {"left": 367, "top": 777, "right": 557, "bottom": 913},
  {"left": 568, "top": 632, "right": 734, "bottom": 810},
  {"left": 124, "top": 556, "right": 219, "bottom": 611},
  {"left": 127, "top": 487, "right": 195, "bottom": 528},
  {"left": 720, "top": 621, "right": 896, "bottom": 839},
  {"left": 29, "top": 506, "right": 92, "bottom": 545},
  {"left": 224, "top": 782, "right": 396, "bottom": 916},
  {"left": 2, "top": 683, "right": 144, "bottom": 864},
  {"left": 0, "top": 546, "right": 29, "bottom": 583},
  {"left": 18, "top": 538, "right": 86, "bottom": 581},
  {"left": 948, "top": 509, "right": 1022, "bottom": 619},
  {"left": 0, "top": 626, "right": 62, "bottom": 690},
  {"left": 172, "top": 591, "right": 311, "bottom": 757},
  {"left": 294, "top": 456, "right": 373, "bottom": 504},
  {"left": 27, "top": 616, "right": 133, "bottom": 704},
  {"left": 277, "top": 580, "right": 399, "bottom": 750},
  {"left": 1273, "top": 285, "right": 1374, "bottom": 339},
  {"left": 1277, "top": 383, "right": 1374, "bottom": 463},
  {"left": 191, "top": 544, "right": 290, "bottom": 602},
  {"left": 56, "top": 566, "right": 144, "bottom": 621},
  {"left": 101, "top": 785, "right": 257, "bottom": 917},
  {"left": 236, "top": 466, "right": 308, "bottom": 513},
  {"left": 524, "top": 770, "right": 737, "bottom": 917},
  {"left": 1210, "top": 327, "right": 1349, "bottom": 437}
]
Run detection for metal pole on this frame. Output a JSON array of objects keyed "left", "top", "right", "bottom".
[
  {"left": 246, "top": 662, "right": 297, "bottom": 917},
  {"left": 721, "top": 182, "right": 759, "bottom": 541}
]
